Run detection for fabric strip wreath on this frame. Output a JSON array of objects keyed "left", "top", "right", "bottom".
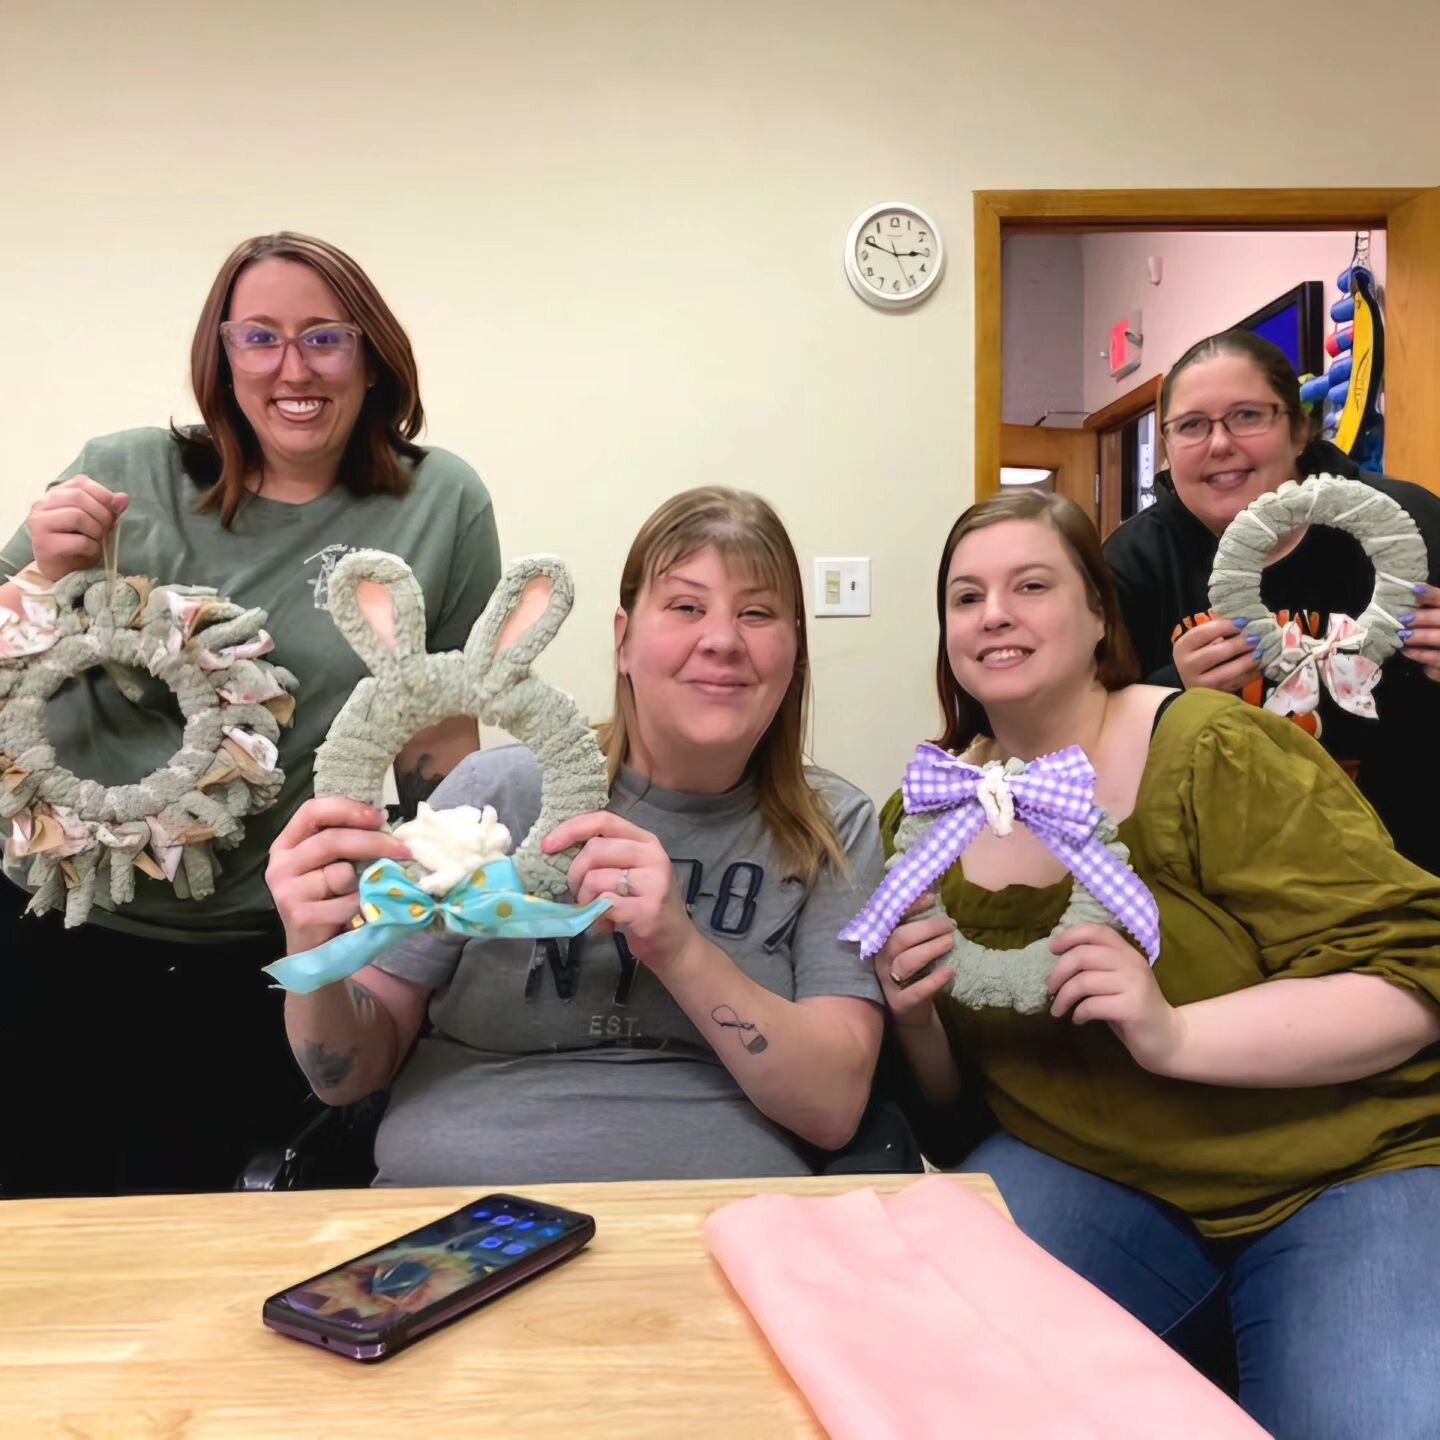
[
  {"left": 264, "top": 551, "right": 614, "bottom": 995},
  {"left": 841, "top": 744, "right": 1160, "bottom": 1015},
  {"left": 1209, "top": 474, "right": 1428, "bottom": 721},
  {"left": 0, "top": 568, "right": 295, "bottom": 927}
]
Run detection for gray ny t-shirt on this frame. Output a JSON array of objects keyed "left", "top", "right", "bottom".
[
  {"left": 1, "top": 427, "right": 500, "bottom": 939},
  {"left": 373, "top": 744, "right": 884, "bottom": 1185}
]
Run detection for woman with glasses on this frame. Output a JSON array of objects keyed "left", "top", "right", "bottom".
[
  {"left": 0, "top": 233, "right": 500, "bottom": 1196},
  {"left": 1104, "top": 328, "right": 1440, "bottom": 876}
]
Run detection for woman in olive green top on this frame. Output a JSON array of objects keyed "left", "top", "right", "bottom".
[
  {"left": 878, "top": 489, "right": 1440, "bottom": 1438},
  {"left": 0, "top": 234, "right": 501, "bottom": 1198}
]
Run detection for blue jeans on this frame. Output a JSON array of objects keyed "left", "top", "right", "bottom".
[{"left": 961, "top": 1133, "right": 1440, "bottom": 1440}]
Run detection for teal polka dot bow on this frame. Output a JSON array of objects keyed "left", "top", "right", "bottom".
[{"left": 263, "top": 856, "right": 612, "bottom": 994}]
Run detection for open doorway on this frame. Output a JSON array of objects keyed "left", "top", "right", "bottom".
[
  {"left": 1002, "top": 226, "right": 1385, "bottom": 535},
  {"left": 974, "top": 188, "right": 1440, "bottom": 534}
]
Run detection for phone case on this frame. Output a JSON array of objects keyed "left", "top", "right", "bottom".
[{"left": 262, "top": 1193, "right": 596, "bottom": 1362}]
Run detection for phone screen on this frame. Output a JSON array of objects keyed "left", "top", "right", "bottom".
[{"left": 267, "top": 1195, "right": 593, "bottom": 1345}]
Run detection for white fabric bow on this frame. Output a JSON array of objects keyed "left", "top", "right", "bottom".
[
  {"left": 1265, "top": 613, "right": 1383, "bottom": 720},
  {"left": 974, "top": 761, "right": 1016, "bottom": 836}
]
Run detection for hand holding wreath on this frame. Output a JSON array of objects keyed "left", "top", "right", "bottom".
[{"left": 1047, "top": 922, "right": 1182, "bottom": 1070}]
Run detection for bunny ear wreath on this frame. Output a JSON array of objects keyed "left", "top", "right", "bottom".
[
  {"left": 287, "top": 551, "right": 611, "bottom": 992},
  {"left": 0, "top": 569, "right": 296, "bottom": 928},
  {"left": 1209, "top": 475, "right": 1427, "bottom": 720}
]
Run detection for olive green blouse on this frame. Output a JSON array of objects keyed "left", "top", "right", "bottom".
[{"left": 882, "top": 689, "right": 1440, "bottom": 1238}]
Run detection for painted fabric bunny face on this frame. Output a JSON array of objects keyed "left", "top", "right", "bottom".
[{"left": 264, "top": 552, "right": 612, "bottom": 995}]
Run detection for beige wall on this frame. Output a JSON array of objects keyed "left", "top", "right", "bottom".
[{"left": 3, "top": 0, "right": 1437, "bottom": 802}]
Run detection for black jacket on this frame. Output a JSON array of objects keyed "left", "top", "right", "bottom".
[{"left": 1105, "top": 442, "right": 1440, "bottom": 877}]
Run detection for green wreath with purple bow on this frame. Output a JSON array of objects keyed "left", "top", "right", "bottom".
[{"left": 841, "top": 744, "right": 1160, "bottom": 1015}]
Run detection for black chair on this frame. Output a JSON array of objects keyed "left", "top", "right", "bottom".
[
  {"left": 801, "top": 1035, "right": 925, "bottom": 1175},
  {"left": 235, "top": 1091, "right": 387, "bottom": 1191},
  {"left": 239, "top": 1037, "right": 926, "bottom": 1190}
]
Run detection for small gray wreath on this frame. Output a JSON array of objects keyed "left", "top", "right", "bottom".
[
  {"left": 0, "top": 570, "right": 296, "bottom": 927},
  {"left": 892, "top": 797, "right": 1135, "bottom": 1016},
  {"left": 313, "top": 551, "right": 609, "bottom": 899},
  {"left": 1209, "top": 474, "right": 1427, "bottom": 677}
]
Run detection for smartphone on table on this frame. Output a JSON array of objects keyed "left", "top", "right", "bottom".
[{"left": 262, "top": 1193, "right": 596, "bottom": 1362}]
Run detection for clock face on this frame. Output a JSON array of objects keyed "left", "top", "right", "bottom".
[{"left": 845, "top": 203, "right": 944, "bottom": 308}]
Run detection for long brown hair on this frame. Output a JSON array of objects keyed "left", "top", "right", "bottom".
[
  {"left": 597, "top": 487, "right": 847, "bottom": 884},
  {"left": 932, "top": 490, "right": 1138, "bottom": 752},
  {"left": 174, "top": 232, "right": 426, "bottom": 526}
]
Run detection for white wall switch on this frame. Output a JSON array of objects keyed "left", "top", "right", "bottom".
[{"left": 813, "top": 557, "right": 871, "bottom": 617}]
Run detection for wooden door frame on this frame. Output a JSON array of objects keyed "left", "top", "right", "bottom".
[
  {"left": 1087, "top": 373, "right": 1163, "bottom": 537},
  {"left": 975, "top": 188, "right": 1425, "bottom": 499}
]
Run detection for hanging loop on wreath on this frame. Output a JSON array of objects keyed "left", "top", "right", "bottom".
[
  {"left": 0, "top": 568, "right": 297, "bottom": 927},
  {"left": 1209, "top": 475, "right": 1428, "bottom": 719},
  {"left": 841, "top": 743, "right": 1159, "bottom": 1015}
]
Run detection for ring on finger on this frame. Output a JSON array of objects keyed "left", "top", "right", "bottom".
[{"left": 616, "top": 869, "right": 632, "bottom": 898}]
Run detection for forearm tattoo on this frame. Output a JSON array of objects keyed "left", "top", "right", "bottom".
[
  {"left": 711, "top": 1004, "right": 769, "bottom": 1055},
  {"left": 297, "top": 1040, "right": 357, "bottom": 1094}
]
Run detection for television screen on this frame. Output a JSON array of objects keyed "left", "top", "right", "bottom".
[{"left": 1234, "top": 282, "right": 1325, "bottom": 376}]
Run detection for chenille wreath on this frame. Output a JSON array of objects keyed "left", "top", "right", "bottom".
[
  {"left": 891, "top": 782, "right": 1138, "bottom": 1016},
  {"left": 312, "top": 550, "right": 609, "bottom": 900},
  {"left": 841, "top": 748, "right": 1161, "bottom": 1016},
  {"left": 1209, "top": 475, "right": 1427, "bottom": 691},
  {"left": 0, "top": 569, "right": 295, "bottom": 927}
]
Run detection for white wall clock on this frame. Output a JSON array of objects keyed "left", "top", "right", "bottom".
[{"left": 844, "top": 202, "right": 945, "bottom": 309}]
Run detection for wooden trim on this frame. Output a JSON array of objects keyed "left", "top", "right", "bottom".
[
  {"left": 974, "top": 187, "right": 1429, "bottom": 509},
  {"left": 1383, "top": 188, "right": 1440, "bottom": 492},
  {"left": 1099, "top": 430, "right": 1124, "bottom": 539},
  {"left": 1000, "top": 424, "right": 1098, "bottom": 522},
  {"left": 974, "top": 194, "right": 1003, "bottom": 500},
  {"left": 1084, "top": 374, "right": 1163, "bottom": 432},
  {"left": 976, "top": 188, "right": 1420, "bottom": 227}
]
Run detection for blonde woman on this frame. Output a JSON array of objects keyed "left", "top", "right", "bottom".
[{"left": 267, "top": 488, "right": 886, "bottom": 1182}]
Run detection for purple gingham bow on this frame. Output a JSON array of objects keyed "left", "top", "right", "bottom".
[{"left": 840, "top": 743, "right": 1160, "bottom": 963}]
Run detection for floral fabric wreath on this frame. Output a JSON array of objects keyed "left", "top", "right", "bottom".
[
  {"left": 1209, "top": 475, "right": 1428, "bottom": 720},
  {"left": 841, "top": 745, "right": 1160, "bottom": 1015},
  {"left": 0, "top": 569, "right": 295, "bottom": 927},
  {"left": 264, "top": 550, "right": 613, "bottom": 995}
]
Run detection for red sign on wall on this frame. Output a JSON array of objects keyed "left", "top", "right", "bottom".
[{"left": 1109, "top": 316, "right": 1142, "bottom": 379}]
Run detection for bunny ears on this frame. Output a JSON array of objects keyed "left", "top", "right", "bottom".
[{"left": 313, "top": 551, "right": 610, "bottom": 901}]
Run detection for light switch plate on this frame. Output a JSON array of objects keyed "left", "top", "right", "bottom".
[{"left": 813, "top": 557, "right": 871, "bottom": 617}]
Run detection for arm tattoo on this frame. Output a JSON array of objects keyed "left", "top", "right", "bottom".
[
  {"left": 297, "top": 1039, "right": 357, "bottom": 1093},
  {"left": 392, "top": 751, "right": 442, "bottom": 822},
  {"left": 711, "top": 1005, "right": 769, "bottom": 1055},
  {"left": 345, "top": 979, "right": 378, "bottom": 1025}
]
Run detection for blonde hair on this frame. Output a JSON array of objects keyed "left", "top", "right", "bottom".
[{"left": 597, "top": 487, "right": 847, "bottom": 884}]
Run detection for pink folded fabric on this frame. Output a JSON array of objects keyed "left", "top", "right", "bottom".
[{"left": 705, "top": 1177, "right": 1269, "bottom": 1440}]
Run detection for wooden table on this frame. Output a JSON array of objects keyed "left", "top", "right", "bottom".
[{"left": 1, "top": 1174, "right": 1007, "bottom": 1439}]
